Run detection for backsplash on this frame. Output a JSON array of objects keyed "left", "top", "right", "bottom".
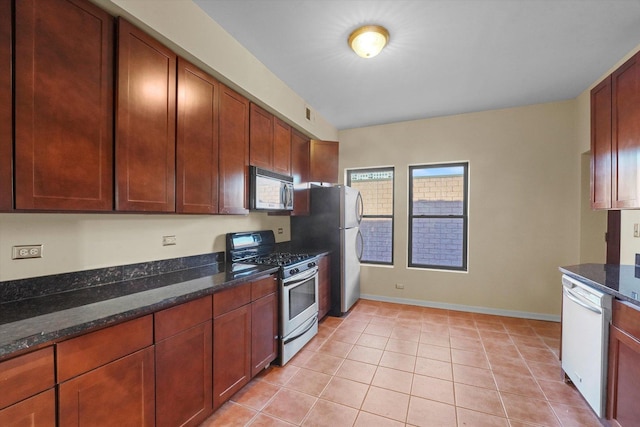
[{"left": 0, "top": 252, "right": 224, "bottom": 304}]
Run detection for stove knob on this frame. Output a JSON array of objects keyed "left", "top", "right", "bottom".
[
  {"left": 308, "top": 261, "right": 316, "bottom": 268},
  {"left": 289, "top": 268, "right": 299, "bottom": 276}
]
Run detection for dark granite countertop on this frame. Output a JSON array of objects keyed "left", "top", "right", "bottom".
[
  {"left": 0, "top": 262, "right": 278, "bottom": 360},
  {"left": 559, "top": 263, "right": 640, "bottom": 307}
]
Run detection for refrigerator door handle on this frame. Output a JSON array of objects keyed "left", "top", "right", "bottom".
[
  {"left": 356, "top": 229, "right": 364, "bottom": 261},
  {"left": 356, "top": 192, "right": 364, "bottom": 223}
]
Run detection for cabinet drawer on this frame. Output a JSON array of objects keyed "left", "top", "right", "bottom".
[
  {"left": 251, "top": 275, "right": 277, "bottom": 301},
  {"left": 612, "top": 299, "right": 640, "bottom": 338},
  {"left": 214, "top": 282, "right": 251, "bottom": 318},
  {"left": 155, "top": 295, "right": 212, "bottom": 341},
  {"left": 0, "top": 389, "right": 55, "bottom": 426},
  {"left": 0, "top": 346, "right": 54, "bottom": 410},
  {"left": 57, "top": 315, "right": 153, "bottom": 382}
]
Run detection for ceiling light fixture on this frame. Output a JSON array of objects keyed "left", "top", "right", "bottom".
[{"left": 348, "top": 25, "right": 389, "bottom": 59}]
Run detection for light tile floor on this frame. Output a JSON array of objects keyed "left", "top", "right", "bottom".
[{"left": 200, "top": 300, "right": 603, "bottom": 427}]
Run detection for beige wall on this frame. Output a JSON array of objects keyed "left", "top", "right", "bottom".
[
  {"left": 339, "top": 101, "right": 581, "bottom": 320},
  {"left": 0, "top": 213, "right": 290, "bottom": 281}
]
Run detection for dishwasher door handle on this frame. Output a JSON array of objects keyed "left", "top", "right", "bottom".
[{"left": 563, "top": 287, "right": 602, "bottom": 315}]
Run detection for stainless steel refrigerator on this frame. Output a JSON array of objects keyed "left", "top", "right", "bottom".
[{"left": 291, "top": 185, "right": 363, "bottom": 316}]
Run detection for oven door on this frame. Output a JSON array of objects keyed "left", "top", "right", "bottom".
[{"left": 282, "top": 267, "right": 318, "bottom": 338}]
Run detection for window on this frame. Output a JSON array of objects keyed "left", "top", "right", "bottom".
[
  {"left": 409, "top": 163, "right": 468, "bottom": 271},
  {"left": 347, "top": 167, "right": 394, "bottom": 265}
]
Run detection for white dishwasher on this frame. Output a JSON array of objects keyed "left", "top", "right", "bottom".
[{"left": 561, "top": 274, "right": 612, "bottom": 417}]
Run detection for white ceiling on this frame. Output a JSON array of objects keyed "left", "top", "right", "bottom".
[{"left": 194, "top": 0, "right": 640, "bottom": 130}]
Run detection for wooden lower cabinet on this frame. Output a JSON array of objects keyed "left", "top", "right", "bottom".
[
  {"left": 155, "top": 296, "right": 213, "bottom": 427},
  {"left": 213, "top": 303, "right": 252, "bottom": 410},
  {"left": 0, "top": 389, "right": 56, "bottom": 427},
  {"left": 607, "top": 300, "right": 640, "bottom": 426},
  {"left": 213, "top": 274, "right": 278, "bottom": 409},
  {"left": 318, "top": 254, "right": 331, "bottom": 320},
  {"left": 251, "top": 291, "right": 278, "bottom": 377},
  {"left": 0, "top": 346, "right": 55, "bottom": 427},
  {"left": 58, "top": 347, "right": 155, "bottom": 427}
]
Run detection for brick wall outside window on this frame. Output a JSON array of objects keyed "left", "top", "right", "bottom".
[{"left": 411, "top": 175, "right": 465, "bottom": 268}]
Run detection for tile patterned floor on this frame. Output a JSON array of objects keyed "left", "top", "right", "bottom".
[{"left": 200, "top": 300, "right": 603, "bottom": 427}]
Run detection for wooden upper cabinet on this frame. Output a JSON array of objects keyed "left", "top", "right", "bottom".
[
  {"left": 591, "top": 76, "right": 612, "bottom": 209},
  {"left": 218, "top": 84, "right": 249, "bottom": 214},
  {"left": 249, "top": 103, "right": 291, "bottom": 175},
  {"left": 177, "top": 58, "right": 219, "bottom": 214},
  {"left": 116, "top": 18, "right": 176, "bottom": 212},
  {"left": 310, "top": 140, "right": 339, "bottom": 184},
  {"left": 273, "top": 118, "right": 292, "bottom": 175},
  {"left": 0, "top": 0, "right": 11, "bottom": 211},
  {"left": 249, "top": 103, "right": 273, "bottom": 170},
  {"left": 291, "top": 128, "right": 310, "bottom": 216},
  {"left": 14, "top": 0, "right": 114, "bottom": 211},
  {"left": 612, "top": 51, "right": 640, "bottom": 209}
]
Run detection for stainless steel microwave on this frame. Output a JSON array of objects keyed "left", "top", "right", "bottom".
[{"left": 249, "top": 166, "right": 294, "bottom": 211}]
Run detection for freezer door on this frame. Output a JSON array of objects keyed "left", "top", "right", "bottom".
[
  {"left": 343, "top": 186, "right": 362, "bottom": 229},
  {"left": 341, "top": 227, "right": 361, "bottom": 313}
]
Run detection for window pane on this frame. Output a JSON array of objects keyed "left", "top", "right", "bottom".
[
  {"left": 411, "top": 218, "right": 464, "bottom": 268},
  {"left": 360, "top": 218, "right": 393, "bottom": 263},
  {"left": 412, "top": 168, "right": 464, "bottom": 216},
  {"left": 349, "top": 170, "right": 393, "bottom": 216}
]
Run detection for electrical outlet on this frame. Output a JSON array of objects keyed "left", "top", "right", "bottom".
[
  {"left": 162, "top": 235, "right": 177, "bottom": 246},
  {"left": 634, "top": 224, "right": 640, "bottom": 238},
  {"left": 395, "top": 283, "right": 404, "bottom": 289},
  {"left": 12, "top": 245, "right": 43, "bottom": 259},
  {"left": 277, "top": 228, "right": 283, "bottom": 234}
]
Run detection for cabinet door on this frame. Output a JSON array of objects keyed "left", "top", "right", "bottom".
[
  {"left": 177, "top": 58, "right": 219, "bottom": 214},
  {"left": 249, "top": 103, "right": 273, "bottom": 170},
  {"left": 116, "top": 18, "right": 176, "bottom": 212},
  {"left": 251, "top": 292, "right": 278, "bottom": 377},
  {"left": 591, "top": 76, "right": 612, "bottom": 209},
  {"left": 291, "top": 129, "right": 310, "bottom": 216},
  {"left": 612, "top": 51, "right": 640, "bottom": 209},
  {"left": 0, "top": 0, "right": 12, "bottom": 211},
  {"left": 608, "top": 325, "right": 640, "bottom": 426},
  {"left": 318, "top": 255, "right": 331, "bottom": 320},
  {"left": 156, "top": 321, "right": 213, "bottom": 427},
  {"left": 0, "top": 390, "right": 55, "bottom": 427},
  {"left": 310, "top": 140, "right": 339, "bottom": 184},
  {"left": 58, "top": 347, "right": 155, "bottom": 427},
  {"left": 218, "top": 84, "right": 249, "bottom": 214},
  {"left": 213, "top": 304, "right": 251, "bottom": 409},
  {"left": 14, "top": 0, "right": 114, "bottom": 211},
  {"left": 273, "top": 118, "right": 292, "bottom": 175},
  {"left": 0, "top": 347, "right": 54, "bottom": 411}
]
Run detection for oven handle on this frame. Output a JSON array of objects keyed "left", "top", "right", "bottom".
[
  {"left": 563, "top": 287, "right": 602, "bottom": 314},
  {"left": 283, "top": 267, "right": 318, "bottom": 287},
  {"left": 283, "top": 315, "right": 318, "bottom": 345}
]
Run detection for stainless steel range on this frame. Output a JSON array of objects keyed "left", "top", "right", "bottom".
[{"left": 226, "top": 230, "right": 319, "bottom": 365}]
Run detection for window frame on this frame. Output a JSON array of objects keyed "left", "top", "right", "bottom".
[
  {"left": 408, "top": 162, "right": 469, "bottom": 271},
  {"left": 346, "top": 166, "right": 394, "bottom": 266}
]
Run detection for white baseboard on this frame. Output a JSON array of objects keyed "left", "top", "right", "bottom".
[{"left": 359, "top": 293, "right": 561, "bottom": 323}]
